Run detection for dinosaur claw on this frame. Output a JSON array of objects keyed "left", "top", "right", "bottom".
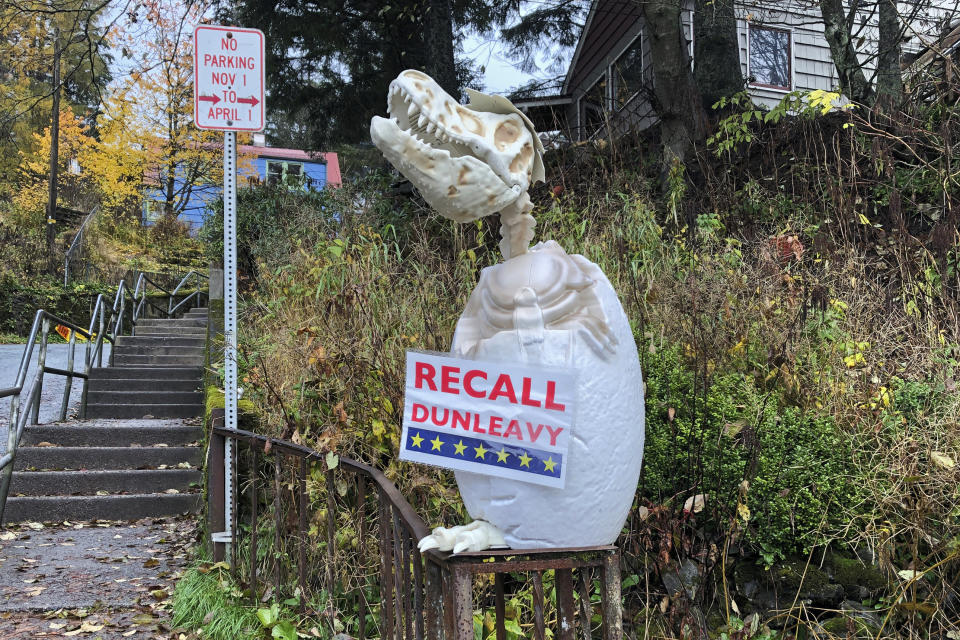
[
  {"left": 419, "top": 521, "right": 507, "bottom": 554},
  {"left": 418, "top": 537, "right": 441, "bottom": 553}
]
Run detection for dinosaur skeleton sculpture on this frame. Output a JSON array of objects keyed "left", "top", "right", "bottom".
[{"left": 371, "top": 71, "right": 645, "bottom": 553}]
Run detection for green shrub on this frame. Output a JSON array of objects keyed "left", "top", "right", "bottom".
[
  {"left": 0, "top": 274, "right": 112, "bottom": 336},
  {"left": 640, "top": 343, "right": 861, "bottom": 559}
]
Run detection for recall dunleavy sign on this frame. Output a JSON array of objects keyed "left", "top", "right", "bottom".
[{"left": 400, "top": 351, "right": 576, "bottom": 488}]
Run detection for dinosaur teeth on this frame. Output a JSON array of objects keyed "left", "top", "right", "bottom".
[
  {"left": 426, "top": 123, "right": 436, "bottom": 134},
  {"left": 418, "top": 114, "right": 427, "bottom": 128}
]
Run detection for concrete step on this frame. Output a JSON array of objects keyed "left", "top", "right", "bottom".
[
  {"left": 86, "top": 378, "right": 201, "bottom": 392},
  {"left": 2, "top": 493, "right": 201, "bottom": 523},
  {"left": 112, "top": 345, "right": 205, "bottom": 357},
  {"left": 112, "top": 354, "right": 205, "bottom": 367},
  {"left": 89, "top": 366, "right": 202, "bottom": 380},
  {"left": 14, "top": 446, "right": 202, "bottom": 471},
  {"left": 115, "top": 336, "right": 206, "bottom": 348},
  {"left": 8, "top": 469, "right": 201, "bottom": 496},
  {"left": 86, "top": 390, "right": 203, "bottom": 405},
  {"left": 136, "top": 326, "right": 206, "bottom": 336},
  {"left": 137, "top": 318, "right": 207, "bottom": 328},
  {"left": 20, "top": 422, "right": 201, "bottom": 447},
  {"left": 84, "top": 403, "right": 203, "bottom": 419}
]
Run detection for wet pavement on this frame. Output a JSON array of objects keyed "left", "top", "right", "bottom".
[
  {"left": 0, "top": 344, "right": 112, "bottom": 444},
  {"left": 0, "top": 517, "right": 196, "bottom": 639}
]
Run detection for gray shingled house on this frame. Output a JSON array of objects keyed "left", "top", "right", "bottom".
[{"left": 516, "top": 0, "right": 957, "bottom": 141}]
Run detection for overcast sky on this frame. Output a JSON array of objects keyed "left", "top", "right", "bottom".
[{"left": 465, "top": 20, "right": 577, "bottom": 96}]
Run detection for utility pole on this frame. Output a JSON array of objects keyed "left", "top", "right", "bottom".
[{"left": 46, "top": 27, "right": 61, "bottom": 276}]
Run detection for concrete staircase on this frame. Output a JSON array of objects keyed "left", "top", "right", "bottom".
[
  {"left": 2, "top": 307, "right": 209, "bottom": 523},
  {"left": 85, "top": 307, "right": 208, "bottom": 419}
]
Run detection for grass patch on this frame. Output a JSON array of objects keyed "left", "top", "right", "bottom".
[{"left": 171, "top": 565, "right": 260, "bottom": 640}]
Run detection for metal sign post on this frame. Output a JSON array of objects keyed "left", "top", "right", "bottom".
[
  {"left": 194, "top": 24, "right": 265, "bottom": 562},
  {"left": 221, "top": 130, "right": 238, "bottom": 554}
]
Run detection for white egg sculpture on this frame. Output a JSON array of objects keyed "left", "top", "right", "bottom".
[{"left": 371, "top": 70, "right": 645, "bottom": 551}]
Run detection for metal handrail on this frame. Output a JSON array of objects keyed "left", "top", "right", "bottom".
[
  {"left": 0, "top": 307, "right": 108, "bottom": 524},
  {"left": 0, "top": 268, "right": 208, "bottom": 525},
  {"left": 63, "top": 206, "right": 100, "bottom": 286},
  {"left": 132, "top": 271, "right": 208, "bottom": 328},
  {"left": 208, "top": 423, "right": 625, "bottom": 640},
  {"left": 168, "top": 271, "right": 208, "bottom": 316},
  {"left": 212, "top": 426, "right": 430, "bottom": 540}
]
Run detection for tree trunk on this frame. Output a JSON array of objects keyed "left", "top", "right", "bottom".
[
  {"left": 639, "top": 0, "right": 706, "bottom": 166},
  {"left": 164, "top": 164, "right": 176, "bottom": 217},
  {"left": 875, "top": 0, "right": 903, "bottom": 112},
  {"left": 424, "top": 0, "right": 459, "bottom": 100},
  {"left": 693, "top": 0, "right": 744, "bottom": 111},
  {"left": 47, "top": 28, "right": 61, "bottom": 276},
  {"left": 818, "top": 0, "right": 873, "bottom": 104}
]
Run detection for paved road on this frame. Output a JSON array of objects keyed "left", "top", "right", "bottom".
[
  {"left": 0, "top": 344, "right": 112, "bottom": 444},
  {"left": 0, "top": 517, "right": 195, "bottom": 638}
]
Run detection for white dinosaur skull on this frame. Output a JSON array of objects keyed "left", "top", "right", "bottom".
[{"left": 370, "top": 70, "right": 545, "bottom": 222}]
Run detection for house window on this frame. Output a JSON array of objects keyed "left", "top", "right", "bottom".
[
  {"left": 266, "top": 160, "right": 305, "bottom": 187},
  {"left": 581, "top": 74, "right": 608, "bottom": 136},
  {"left": 749, "top": 25, "right": 791, "bottom": 90},
  {"left": 612, "top": 36, "right": 643, "bottom": 109}
]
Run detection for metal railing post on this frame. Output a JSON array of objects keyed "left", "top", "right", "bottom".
[
  {"left": 117, "top": 291, "right": 125, "bottom": 336},
  {"left": 8, "top": 396, "right": 20, "bottom": 451},
  {"left": 99, "top": 306, "right": 107, "bottom": 367},
  {"left": 0, "top": 392, "right": 20, "bottom": 523},
  {"left": 31, "top": 318, "right": 50, "bottom": 425},
  {"left": 80, "top": 333, "right": 92, "bottom": 419},
  {"left": 208, "top": 410, "right": 227, "bottom": 562},
  {"left": 601, "top": 551, "right": 623, "bottom": 640},
  {"left": 58, "top": 330, "right": 77, "bottom": 422},
  {"left": 451, "top": 565, "right": 474, "bottom": 640}
]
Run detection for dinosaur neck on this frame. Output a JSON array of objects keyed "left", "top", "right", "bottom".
[{"left": 498, "top": 192, "right": 535, "bottom": 260}]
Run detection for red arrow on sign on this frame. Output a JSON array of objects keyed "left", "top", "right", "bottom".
[
  {"left": 198, "top": 94, "right": 221, "bottom": 104},
  {"left": 236, "top": 96, "right": 259, "bottom": 107}
]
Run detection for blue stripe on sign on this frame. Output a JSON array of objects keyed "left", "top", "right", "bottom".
[{"left": 405, "top": 428, "right": 562, "bottom": 477}]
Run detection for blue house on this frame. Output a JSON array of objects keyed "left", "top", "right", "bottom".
[{"left": 142, "top": 138, "right": 342, "bottom": 232}]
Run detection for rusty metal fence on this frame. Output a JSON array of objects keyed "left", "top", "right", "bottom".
[{"left": 208, "top": 413, "right": 623, "bottom": 640}]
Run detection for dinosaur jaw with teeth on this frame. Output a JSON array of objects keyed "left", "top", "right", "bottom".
[{"left": 370, "top": 78, "right": 524, "bottom": 222}]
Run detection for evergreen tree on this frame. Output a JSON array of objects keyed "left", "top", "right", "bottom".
[{"left": 223, "top": 0, "right": 498, "bottom": 148}]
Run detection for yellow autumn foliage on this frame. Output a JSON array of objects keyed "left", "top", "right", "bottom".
[{"left": 8, "top": 110, "right": 96, "bottom": 229}]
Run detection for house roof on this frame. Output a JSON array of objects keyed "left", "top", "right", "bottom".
[
  {"left": 903, "top": 21, "right": 960, "bottom": 71},
  {"left": 240, "top": 145, "right": 342, "bottom": 186},
  {"left": 562, "top": 0, "right": 600, "bottom": 94},
  {"left": 563, "top": 0, "right": 642, "bottom": 95},
  {"left": 143, "top": 145, "right": 343, "bottom": 188}
]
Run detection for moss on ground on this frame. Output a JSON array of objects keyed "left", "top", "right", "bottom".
[
  {"left": 775, "top": 560, "right": 830, "bottom": 592},
  {"left": 828, "top": 553, "right": 887, "bottom": 591},
  {"left": 205, "top": 385, "right": 257, "bottom": 429}
]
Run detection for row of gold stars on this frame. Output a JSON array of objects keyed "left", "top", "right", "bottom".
[{"left": 409, "top": 432, "right": 558, "bottom": 472}]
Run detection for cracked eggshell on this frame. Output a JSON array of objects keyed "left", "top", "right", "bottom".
[{"left": 451, "top": 253, "right": 645, "bottom": 549}]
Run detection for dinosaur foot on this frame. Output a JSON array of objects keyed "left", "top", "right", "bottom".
[{"left": 417, "top": 520, "right": 508, "bottom": 554}]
